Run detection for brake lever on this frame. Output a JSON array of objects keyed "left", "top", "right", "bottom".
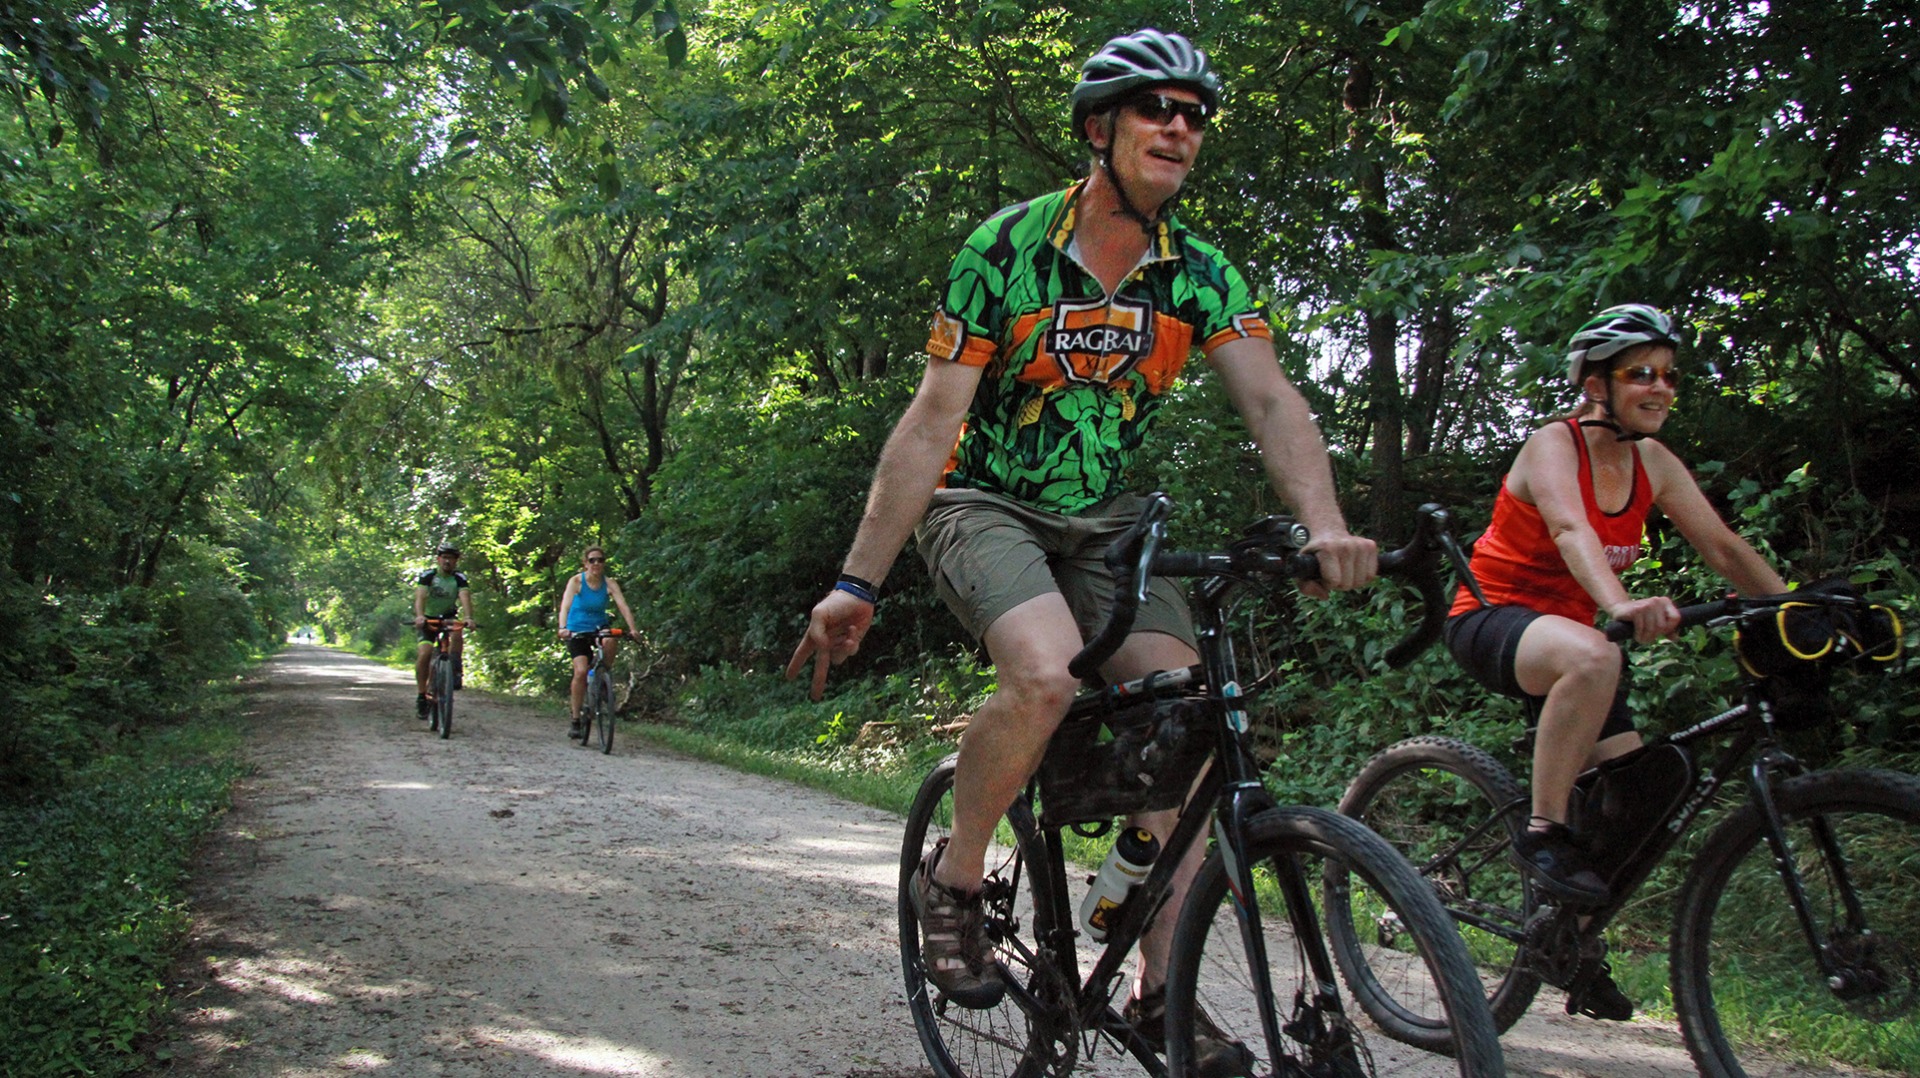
[
  {"left": 1437, "top": 513, "right": 1487, "bottom": 608},
  {"left": 1380, "top": 503, "right": 1456, "bottom": 669},
  {"left": 1072, "top": 493, "right": 1174, "bottom": 679}
]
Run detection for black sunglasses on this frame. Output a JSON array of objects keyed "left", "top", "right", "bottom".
[
  {"left": 1125, "top": 92, "right": 1211, "bottom": 131},
  {"left": 585, "top": 556, "right": 606, "bottom": 563}
]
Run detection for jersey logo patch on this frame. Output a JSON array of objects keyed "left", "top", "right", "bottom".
[
  {"left": 1045, "top": 295, "right": 1155, "bottom": 385},
  {"left": 929, "top": 309, "right": 968, "bottom": 360}
]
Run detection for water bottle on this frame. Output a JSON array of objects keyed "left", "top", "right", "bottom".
[{"left": 1079, "top": 827, "right": 1161, "bottom": 941}]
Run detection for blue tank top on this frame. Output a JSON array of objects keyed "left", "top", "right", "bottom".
[{"left": 566, "top": 573, "right": 610, "bottom": 632}]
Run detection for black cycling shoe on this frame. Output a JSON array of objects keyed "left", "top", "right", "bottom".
[
  {"left": 1511, "top": 822, "right": 1611, "bottom": 905},
  {"left": 1567, "top": 964, "right": 1635, "bottom": 1021},
  {"left": 416, "top": 694, "right": 430, "bottom": 720},
  {"left": 568, "top": 717, "right": 584, "bottom": 740}
]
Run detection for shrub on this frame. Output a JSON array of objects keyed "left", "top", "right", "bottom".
[{"left": 0, "top": 725, "right": 244, "bottom": 1077}]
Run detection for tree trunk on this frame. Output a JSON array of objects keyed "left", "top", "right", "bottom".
[{"left": 1345, "top": 57, "right": 1405, "bottom": 536}]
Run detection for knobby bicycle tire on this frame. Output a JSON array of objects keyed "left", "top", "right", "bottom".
[
  {"left": 593, "top": 672, "right": 615, "bottom": 754},
  {"left": 899, "top": 754, "right": 1079, "bottom": 1078},
  {"left": 1671, "top": 767, "right": 1920, "bottom": 1078},
  {"left": 434, "top": 653, "right": 454, "bottom": 739},
  {"left": 1333, "top": 735, "right": 1540, "bottom": 1039},
  {"left": 425, "top": 654, "right": 442, "bottom": 733},
  {"left": 1164, "top": 805, "right": 1504, "bottom": 1078}
]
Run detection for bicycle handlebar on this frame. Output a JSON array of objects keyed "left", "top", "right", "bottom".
[
  {"left": 1067, "top": 495, "right": 1469, "bottom": 680},
  {"left": 1597, "top": 589, "right": 1895, "bottom": 645},
  {"left": 1601, "top": 597, "right": 1739, "bottom": 643}
]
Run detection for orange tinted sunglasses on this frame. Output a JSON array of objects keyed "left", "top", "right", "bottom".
[{"left": 1613, "top": 364, "right": 1680, "bottom": 388}]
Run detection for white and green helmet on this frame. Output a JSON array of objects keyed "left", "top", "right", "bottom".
[
  {"left": 1565, "top": 303, "right": 1679, "bottom": 385},
  {"left": 1070, "top": 28, "right": 1223, "bottom": 139}
]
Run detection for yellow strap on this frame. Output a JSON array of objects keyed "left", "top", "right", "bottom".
[
  {"left": 1863, "top": 605, "right": 1904, "bottom": 662},
  {"left": 1776, "top": 602, "right": 1833, "bottom": 662}
]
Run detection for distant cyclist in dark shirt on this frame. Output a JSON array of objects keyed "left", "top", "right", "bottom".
[
  {"left": 556, "top": 545, "right": 637, "bottom": 740},
  {"left": 414, "top": 545, "right": 476, "bottom": 719}
]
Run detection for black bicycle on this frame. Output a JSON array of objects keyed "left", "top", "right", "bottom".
[
  {"left": 1333, "top": 587, "right": 1913, "bottom": 1077},
  {"left": 422, "top": 617, "right": 466, "bottom": 739},
  {"left": 899, "top": 496, "right": 1504, "bottom": 1078},
  {"left": 575, "top": 627, "right": 624, "bottom": 754}
]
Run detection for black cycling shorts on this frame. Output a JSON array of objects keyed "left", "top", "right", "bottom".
[
  {"left": 565, "top": 633, "right": 600, "bottom": 660},
  {"left": 1443, "top": 604, "right": 1635, "bottom": 741}
]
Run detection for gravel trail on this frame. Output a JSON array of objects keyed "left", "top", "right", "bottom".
[{"left": 139, "top": 645, "right": 1873, "bottom": 1077}]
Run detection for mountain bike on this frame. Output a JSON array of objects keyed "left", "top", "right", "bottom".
[
  {"left": 575, "top": 627, "right": 624, "bottom": 754},
  {"left": 423, "top": 617, "right": 466, "bottom": 739},
  {"left": 1332, "top": 587, "right": 1913, "bottom": 1078},
  {"left": 899, "top": 496, "right": 1504, "bottom": 1078}
]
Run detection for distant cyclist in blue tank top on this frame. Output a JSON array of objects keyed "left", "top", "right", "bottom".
[{"left": 557, "top": 545, "right": 638, "bottom": 739}]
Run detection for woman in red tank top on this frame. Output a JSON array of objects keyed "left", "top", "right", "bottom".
[{"left": 1444, "top": 305, "right": 1789, "bottom": 931}]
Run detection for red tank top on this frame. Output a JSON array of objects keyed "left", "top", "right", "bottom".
[{"left": 1449, "top": 419, "right": 1653, "bottom": 624}]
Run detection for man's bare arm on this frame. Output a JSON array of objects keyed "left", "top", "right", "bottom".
[{"left": 1207, "top": 336, "right": 1377, "bottom": 591}]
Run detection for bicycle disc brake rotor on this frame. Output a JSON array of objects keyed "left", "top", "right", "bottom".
[
  {"left": 1827, "top": 929, "right": 1918, "bottom": 1023},
  {"left": 1283, "top": 989, "right": 1374, "bottom": 1078}
]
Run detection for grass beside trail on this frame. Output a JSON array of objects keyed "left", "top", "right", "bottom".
[
  {"left": 631, "top": 721, "right": 945, "bottom": 821},
  {"left": 0, "top": 709, "right": 248, "bottom": 1078}
]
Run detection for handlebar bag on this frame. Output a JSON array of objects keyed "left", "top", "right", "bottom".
[{"left": 1733, "top": 582, "right": 1904, "bottom": 730}]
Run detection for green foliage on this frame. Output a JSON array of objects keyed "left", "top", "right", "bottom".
[
  {"left": 622, "top": 380, "right": 969, "bottom": 675},
  {"left": 0, "top": 721, "right": 245, "bottom": 1078}
]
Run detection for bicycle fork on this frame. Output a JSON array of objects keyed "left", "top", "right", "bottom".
[
  {"left": 1216, "top": 781, "right": 1351, "bottom": 1072},
  {"left": 1747, "top": 751, "right": 1877, "bottom": 998}
]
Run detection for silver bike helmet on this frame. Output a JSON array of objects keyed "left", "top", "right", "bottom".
[
  {"left": 1565, "top": 304, "right": 1678, "bottom": 385},
  {"left": 1070, "top": 28, "right": 1223, "bottom": 141}
]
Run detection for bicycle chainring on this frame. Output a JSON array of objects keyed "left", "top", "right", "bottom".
[{"left": 1522, "top": 905, "right": 1601, "bottom": 989}]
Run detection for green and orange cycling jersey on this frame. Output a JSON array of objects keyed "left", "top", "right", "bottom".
[{"left": 926, "top": 180, "right": 1272, "bottom": 514}]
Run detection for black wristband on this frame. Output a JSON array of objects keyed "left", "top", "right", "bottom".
[{"left": 835, "top": 573, "right": 879, "bottom": 604}]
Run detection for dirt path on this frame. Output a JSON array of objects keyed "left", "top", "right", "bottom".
[{"left": 141, "top": 646, "right": 1862, "bottom": 1077}]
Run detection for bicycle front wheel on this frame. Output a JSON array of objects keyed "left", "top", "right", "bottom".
[
  {"left": 434, "top": 655, "right": 454, "bottom": 739},
  {"left": 1165, "top": 805, "right": 1504, "bottom": 1078},
  {"left": 593, "top": 674, "right": 615, "bottom": 754},
  {"left": 900, "top": 754, "right": 1076, "bottom": 1078},
  {"left": 1672, "top": 768, "right": 1920, "bottom": 1078},
  {"left": 1332, "top": 736, "right": 1540, "bottom": 1040}
]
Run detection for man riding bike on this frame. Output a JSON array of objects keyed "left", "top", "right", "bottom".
[
  {"left": 787, "top": 28, "right": 1376, "bottom": 1071},
  {"left": 414, "top": 545, "right": 476, "bottom": 719}
]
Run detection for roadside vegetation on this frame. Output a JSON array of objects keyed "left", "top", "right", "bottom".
[{"left": 0, "top": 711, "right": 247, "bottom": 1078}]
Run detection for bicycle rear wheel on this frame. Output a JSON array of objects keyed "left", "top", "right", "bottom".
[
  {"left": 1165, "top": 805, "right": 1504, "bottom": 1077},
  {"left": 1331, "top": 736, "right": 1540, "bottom": 1040},
  {"left": 434, "top": 653, "right": 454, "bottom": 739},
  {"left": 900, "top": 754, "right": 1078, "bottom": 1078},
  {"left": 1672, "top": 768, "right": 1920, "bottom": 1078},
  {"left": 593, "top": 672, "right": 615, "bottom": 754}
]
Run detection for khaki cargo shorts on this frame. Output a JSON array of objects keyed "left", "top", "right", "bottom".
[{"left": 914, "top": 488, "right": 1197, "bottom": 650}]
